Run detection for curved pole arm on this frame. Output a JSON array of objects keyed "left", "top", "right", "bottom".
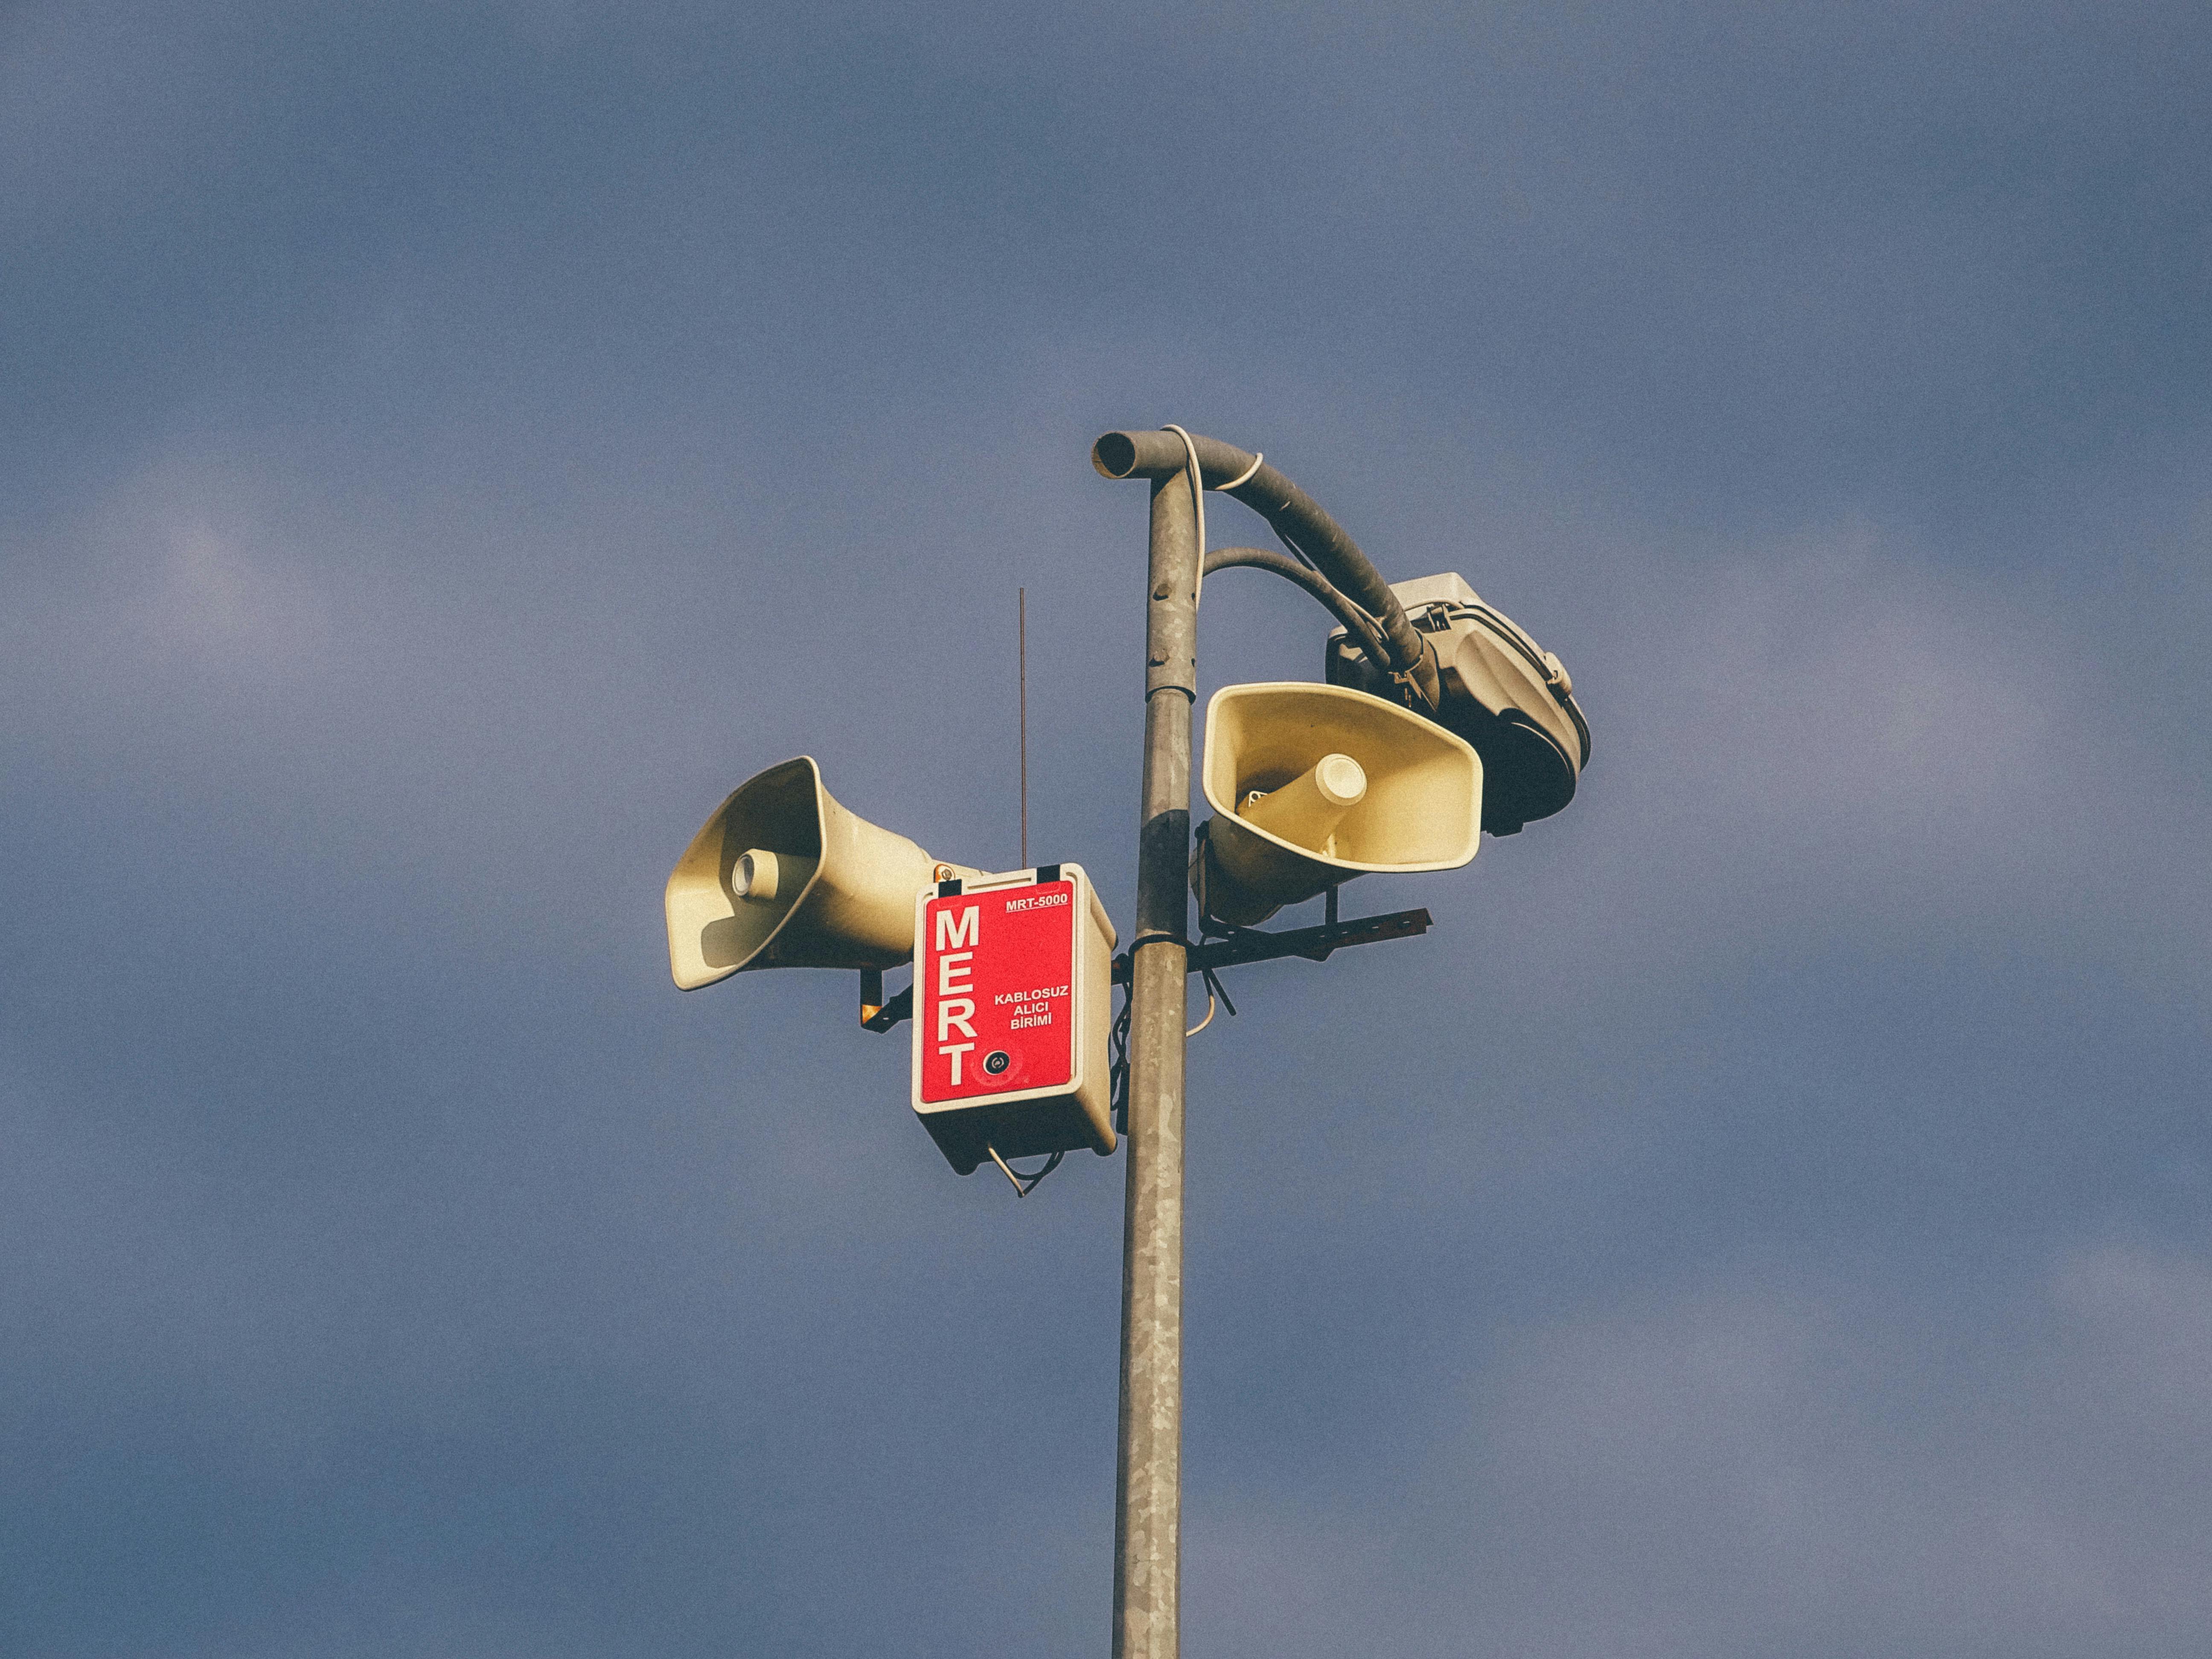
[
  {"left": 1093, "top": 429, "right": 1441, "bottom": 709},
  {"left": 1202, "top": 546, "right": 1391, "bottom": 668}
]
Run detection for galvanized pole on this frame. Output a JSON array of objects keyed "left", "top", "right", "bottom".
[
  {"left": 1115, "top": 463, "right": 1198, "bottom": 1659},
  {"left": 1095, "top": 424, "right": 1403, "bottom": 1659}
]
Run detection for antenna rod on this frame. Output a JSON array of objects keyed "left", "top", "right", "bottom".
[{"left": 1019, "top": 586, "right": 1028, "bottom": 868}]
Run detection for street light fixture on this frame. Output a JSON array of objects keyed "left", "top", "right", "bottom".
[{"left": 663, "top": 427, "right": 1589, "bottom": 1659}]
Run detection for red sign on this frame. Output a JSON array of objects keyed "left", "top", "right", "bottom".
[{"left": 917, "top": 879, "right": 1078, "bottom": 1104}]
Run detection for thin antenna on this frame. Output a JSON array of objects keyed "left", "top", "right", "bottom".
[{"left": 1019, "top": 587, "right": 1029, "bottom": 867}]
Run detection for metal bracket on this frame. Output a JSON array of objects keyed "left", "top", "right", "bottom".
[
  {"left": 1110, "top": 906, "right": 1433, "bottom": 986},
  {"left": 860, "top": 969, "right": 913, "bottom": 1033}
]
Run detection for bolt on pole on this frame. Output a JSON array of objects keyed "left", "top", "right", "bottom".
[{"left": 1116, "top": 460, "right": 1198, "bottom": 1659}]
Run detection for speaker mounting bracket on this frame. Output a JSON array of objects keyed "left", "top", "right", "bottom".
[
  {"left": 1109, "top": 906, "right": 1433, "bottom": 986},
  {"left": 860, "top": 967, "right": 914, "bottom": 1033}
]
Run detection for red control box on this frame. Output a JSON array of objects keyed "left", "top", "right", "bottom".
[{"left": 911, "top": 864, "right": 1116, "bottom": 1175}]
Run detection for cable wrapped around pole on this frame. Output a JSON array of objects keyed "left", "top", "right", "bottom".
[{"left": 1092, "top": 430, "right": 1441, "bottom": 710}]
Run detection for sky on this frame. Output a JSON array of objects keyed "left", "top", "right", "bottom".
[{"left": 3, "top": 2, "right": 2210, "bottom": 1654}]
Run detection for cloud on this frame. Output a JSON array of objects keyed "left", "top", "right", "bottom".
[
  {"left": 1406, "top": 484, "right": 2212, "bottom": 1030},
  {"left": 0, "top": 456, "right": 335, "bottom": 743},
  {"left": 1185, "top": 1246, "right": 2212, "bottom": 1659}
]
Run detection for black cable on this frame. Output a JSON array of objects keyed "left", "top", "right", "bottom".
[
  {"left": 1201, "top": 546, "right": 1391, "bottom": 671},
  {"left": 1109, "top": 983, "right": 1133, "bottom": 1137},
  {"left": 1003, "top": 1149, "right": 1065, "bottom": 1195},
  {"left": 1199, "top": 965, "right": 1237, "bottom": 1020}
]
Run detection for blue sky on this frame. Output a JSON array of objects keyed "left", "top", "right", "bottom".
[{"left": 5, "top": 3, "right": 2210, "bottom": 1654}]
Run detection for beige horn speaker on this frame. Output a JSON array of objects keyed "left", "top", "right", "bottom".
[
  {"left": 665, "top": 756, "right": 978, "bottom": 989},
  {"left": 1192, "top": 683, "right": 1484, "bottom": 927}
]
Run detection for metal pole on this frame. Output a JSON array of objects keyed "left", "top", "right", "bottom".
[{"left": 1115, "top": 463, "right": 1198, "bottom": 1659}]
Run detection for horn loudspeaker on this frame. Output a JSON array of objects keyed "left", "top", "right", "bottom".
[
  {"left": 1193, "top": 683, "right": 1483, "bottom": 927},
  {"left": 666, "top": 756, "right": 976, "bottom": 989}
]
